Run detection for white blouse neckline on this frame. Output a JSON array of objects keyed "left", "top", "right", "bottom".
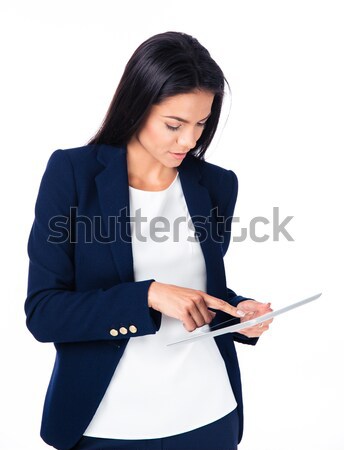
[{"left": 128, "top": 172, "right": 179, "bottom": 193}]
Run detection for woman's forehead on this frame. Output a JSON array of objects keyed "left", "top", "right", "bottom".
[{"left": 153, "top": 91, "right": 214, "bottom": 119}]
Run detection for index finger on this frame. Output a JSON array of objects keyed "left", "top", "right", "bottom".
[{"left": 202, "top": 292, "right": 246, "bottom": 318}]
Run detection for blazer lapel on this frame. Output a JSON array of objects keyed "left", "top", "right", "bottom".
[
  {"left": 95, "top": 145, "right": 134, "bottom": 283},
  {"left": 95, "top": 144, "right": 227, "bottom": 299},
  {"left": 178, "top": 155, "right": 227, "bottom": 298}
]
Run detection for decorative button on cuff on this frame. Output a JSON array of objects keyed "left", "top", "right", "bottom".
[{"left": 111, "top": 326, "right": 136, "bottom": 336}]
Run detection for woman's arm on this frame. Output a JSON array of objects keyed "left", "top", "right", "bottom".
[{"left": 25, "top": 150, "right": 161, "bottom": 344}]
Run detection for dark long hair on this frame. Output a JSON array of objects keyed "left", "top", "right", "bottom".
[{"left": 88, "top": 31, "right": 229, "bottom": 159}]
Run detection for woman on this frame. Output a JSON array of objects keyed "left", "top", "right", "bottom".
[{"left": 25, "top": 31, "right": 272, "bottom": 450}]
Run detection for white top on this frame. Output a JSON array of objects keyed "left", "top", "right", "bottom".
[{"left": 83, "top": 172, "right": 237, "bottom": 439}]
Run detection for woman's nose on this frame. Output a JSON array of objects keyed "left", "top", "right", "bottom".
[{"left": 177, "top": 129, "right": 197, "bottom": 149}]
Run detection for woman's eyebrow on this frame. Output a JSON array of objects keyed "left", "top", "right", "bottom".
[{"left": 161, "top": 112, "right": 211, "bottom": 123}]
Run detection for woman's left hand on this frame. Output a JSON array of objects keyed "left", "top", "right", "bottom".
[{"left": 237, "top": 300, "right": 273, "bottom": 338}]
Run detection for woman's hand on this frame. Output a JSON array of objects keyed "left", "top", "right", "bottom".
[
  {"left": 236, "top": 299, "right": 273, "bottom": 338},
  {"left": 148, "top": 282, "right": 246, "bottom": 332}
]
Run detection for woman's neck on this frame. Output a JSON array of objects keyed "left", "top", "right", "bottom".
[{"left": 126, "top": 141, "right": 177, "bottom": 191}]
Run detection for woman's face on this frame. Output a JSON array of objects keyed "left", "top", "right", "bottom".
[{"left": 128, "top": 89, "right": 215, "bottom": 168}]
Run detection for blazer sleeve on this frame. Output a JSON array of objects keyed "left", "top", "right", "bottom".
[
  {"left": 220, "top": 169, "right": 259, "bottom": 346},
  {"left": 24, "top": 150, "right": 162, "bottom": 344}
]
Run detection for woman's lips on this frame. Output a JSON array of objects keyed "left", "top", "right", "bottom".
[{"left": 169, "top": 152, "right": 187, "bottom": 160}]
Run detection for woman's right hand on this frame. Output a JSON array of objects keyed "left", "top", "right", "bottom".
[{"left": 147, "top": 281, "right": 246, "bottom": 332}]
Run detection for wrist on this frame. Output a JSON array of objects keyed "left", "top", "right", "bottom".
[{"left": 148, "top": 281, "right": 158, "bottom": 308}]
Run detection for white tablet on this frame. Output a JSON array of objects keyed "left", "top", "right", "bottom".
[{"left": 167, "top": 292, "right": 322, "bottom": 347}]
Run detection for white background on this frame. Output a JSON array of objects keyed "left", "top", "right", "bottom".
[{"left": 0, "top": 1, "right": 343, "bottom": 449}]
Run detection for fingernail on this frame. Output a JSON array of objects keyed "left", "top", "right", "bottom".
[{"left": 237, "top": 309, "right": 246, "bottom": 317}]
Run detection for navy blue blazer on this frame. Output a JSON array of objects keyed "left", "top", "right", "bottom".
[{"left": 25, "top": 144, "right": 258, "bottom": 450}]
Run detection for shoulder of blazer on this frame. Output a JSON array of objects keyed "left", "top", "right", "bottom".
[
  {"left": 184, "top": 153, "right": 239, "bottom": 207},
  {"left": 48, "top": 144, "right": 123, "bottom": 184},
  {"left": 186, "top": 153, "right": 238, "bottom": 189},
  {"left": 54, "top": 144, "right": 103, "bottom": 166}
]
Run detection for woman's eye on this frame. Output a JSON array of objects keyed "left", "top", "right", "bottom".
[
  {"left": 166, "top": 122, "right": 207, "bottom": 132},
  {"left": 166, "top": 124, "right": 180, "bottom": 132}
]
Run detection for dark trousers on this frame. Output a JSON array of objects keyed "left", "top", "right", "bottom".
[{"left": 71, "top": 408, "right": 239, "bottom": 450}]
